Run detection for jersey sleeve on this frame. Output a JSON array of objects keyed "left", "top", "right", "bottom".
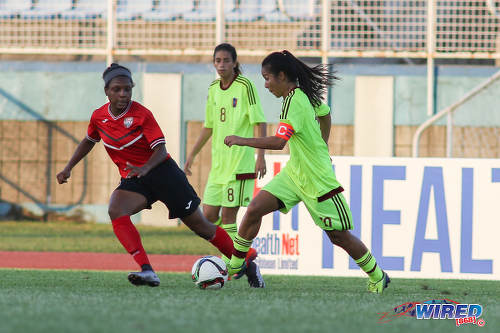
[
  {"left": 142, "top": 109, "right": 166, "bottom": 149},
  {"left": 204, "top": 86, "right": 215, "bottom": 129},
  {"left": 314, "top": 102, "right": 330, "bottom": 117},
  {"left": 279, "top": 92, "right": 303, "bottom": 134},
  {"left": 274, "top": 122, "right": 295, "bottom": 141},
  {"left": 246, "top": 80, "right": 266, "bottom": 125},
  {"left": 86, "top": 112, "right": 101, "bottom": 143}
]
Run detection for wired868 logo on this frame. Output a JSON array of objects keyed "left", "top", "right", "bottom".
[{"left": 378, "top": 299, "right": 486, "bottom": 327}]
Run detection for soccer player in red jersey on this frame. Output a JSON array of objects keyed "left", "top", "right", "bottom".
[{"left": 56, "top": 63, "right": 240, "bottom": 287}]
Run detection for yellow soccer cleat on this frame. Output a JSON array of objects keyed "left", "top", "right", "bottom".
[{"left": 367, "top": 271, "right": 390, "bottom": 294}]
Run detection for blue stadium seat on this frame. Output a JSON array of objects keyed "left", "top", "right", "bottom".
[
  {"left": 225, "top": 0, "right": 277, "bottom": 22},
  {"left": 0, "top": 0, "right": 32, "bottom": 19},
  {"left": 115, "top": 0, "right": 154, "bottom": 21},
  {"left": 142, "top": 0, "right": 194, "bottom": 22},
  {"left": 20, "top": 0, "right": 73, "bottom": 19},
  {"left": 62, "top": 0, "right": 153, "bottom": 21},
  {"left": 264, "top": 0, "right": 315, "bottom": 22},
  {"left": 182, "top": 0, "right": 235, "bottom": 22},
  {"left": 60, "top": 0, "right": 106, "bottom": 20}
]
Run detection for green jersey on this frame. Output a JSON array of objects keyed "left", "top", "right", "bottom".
[
  {"left": 205, "top": 74, "right": 266, "bottom": 184},
  {"left": 276, "top": 88, "right": 342, "bottom": 198}
]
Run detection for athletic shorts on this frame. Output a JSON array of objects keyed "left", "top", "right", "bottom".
[
  {"left": 202, "top": 176, "right": 255, "bottom": 208},
  {"left": 116, "top": 158, "right": 201, "bottom": 219},
  {"left": 263, "top": 170, "right": 353, "bottom": 231}
]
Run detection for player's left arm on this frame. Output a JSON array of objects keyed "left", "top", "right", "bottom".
[
  {"left": 254, "top": 122, "right": 267, "bottom": 179},
  {"left": 125, "top": 143, "right": 168, "bottom": 178},
  {"left": 317, "top": 112, "right": 331, "bottom": 145}
]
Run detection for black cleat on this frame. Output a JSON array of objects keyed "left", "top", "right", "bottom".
[
  {"left": 127, "top": 270, "right": 160, "bottom": 287},
  {"left": 246, "top": 261, "right": 265, "bottom": 288}
]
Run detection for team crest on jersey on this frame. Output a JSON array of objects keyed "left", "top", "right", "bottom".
[
  {"left": 123, "top": 117, "right": 134, "bottom": 128},
  {"left": 233, "top": 98, "right": 237, "bottom": 107}
]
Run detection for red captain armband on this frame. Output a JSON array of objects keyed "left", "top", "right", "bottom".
[{"left": 275, "top": 122, "right": 295, "bottom": 141}]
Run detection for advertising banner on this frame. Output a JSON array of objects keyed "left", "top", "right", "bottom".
[{"left": 246, "top": 156, "right": 500, "bottom": 280}]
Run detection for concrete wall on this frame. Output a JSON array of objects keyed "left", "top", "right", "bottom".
[{"left": 354, "top": 76, "right": 394, "bottom": 156}]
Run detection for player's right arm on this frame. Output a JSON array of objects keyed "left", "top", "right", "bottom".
[
  {"left": 184, "top": 127, "right": 212, "bottom": 176},
  {"left": 224, "top": 135, "right": 286, "bottom": 150},
  {"left": 56, "top": 138, "right": 95, "bottom": 184},
  {"left": 314, "top": 102, "right": 331, "bottom": 145}
]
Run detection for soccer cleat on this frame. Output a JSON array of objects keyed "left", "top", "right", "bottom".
[
  {"left": 367, "top": 271, "right": 390, "bottom": 294},
  {"left": 246, "top": 247, "right": 258, "bottom": 262},
  {"left": 231, "top": 261, "right": 247, "bottom": 279},
  {"left": 233, "top": 248, "right": 258, "bottom": 280},
  {"left": 246, "top": 261, "right": 265, "bottom": 288},
  {"left": 127, "top": 270, "right": 160, "bottom": 287}
]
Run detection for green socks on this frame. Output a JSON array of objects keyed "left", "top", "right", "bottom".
[
  {"left": 355, "top": 251, "right": 383, "bottom": 282},
  {"left": 221, "top": 222, "right": 238, "bottom": 240},
  {"left": 229, "top": 234, "right": 253, "bottom": 271},
  {"left": 221, "top": 222, "right": 238, "bottom": 266}
]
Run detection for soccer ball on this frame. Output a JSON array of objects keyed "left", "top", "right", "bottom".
[{"left": 191, "top": 255, "right": 228, "bottom": 290}]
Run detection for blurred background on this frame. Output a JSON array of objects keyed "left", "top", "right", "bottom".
[{"left": 0, "top": 0, "right": 499, "bottom": 224}]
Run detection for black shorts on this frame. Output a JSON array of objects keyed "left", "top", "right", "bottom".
[{"left": 116, "top": 158, "right": 201, "bottom": 219}]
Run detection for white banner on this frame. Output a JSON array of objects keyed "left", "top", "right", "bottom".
[{"left": 242, "top": 156, "right": 500, "bottom": 280}]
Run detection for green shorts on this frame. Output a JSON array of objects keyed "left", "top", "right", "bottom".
[
  {"left": 263, "top": 171, "right": 353, "bottom": 231},
  {"left": 202, "top": 178, "right": 254, "bottom": 208}
]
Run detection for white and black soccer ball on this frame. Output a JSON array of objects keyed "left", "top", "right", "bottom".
[{"left": 191, "top": 255, "right": 228, "bottom": 290}]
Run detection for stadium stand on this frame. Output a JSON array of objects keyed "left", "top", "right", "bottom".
[
  {"left": 114, "top": 0, "right": 154, "bottom": 21},
  {"left": 20, "top": 0, "right": 73, "bottom": 19},
  {"left": 264, "top": 0, "right": 315, "bottom": 22},
  {"left": 60, "top": 0, "right": 106, "bottom": 20},
  {"left": 141, "top": 0, "right": 194, "bottom": 22},
  {"left": 0, "top": 0, "right": 32, "bottom": 19},
  {"left": 225, "top": 0, "right": 277, "bottom": 22},
  {"left": 183, "top": 0, "right": 235, "bottom": 22}
]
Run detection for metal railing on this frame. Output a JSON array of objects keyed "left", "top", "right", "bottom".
[{"left": 412, "top": 69, "right": 500, "bottom": 157}]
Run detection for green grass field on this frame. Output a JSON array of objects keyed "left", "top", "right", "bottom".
[
  {"left": 0, "top": 221, "right": 217, "bottom": 254},
  {"left": 0, "top": 270, "right": 498, "bottom": 333},
  {"left": 0, "top": 221, "right": 498, "bottom": 333}
]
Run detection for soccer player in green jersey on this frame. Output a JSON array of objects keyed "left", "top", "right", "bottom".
[
  {"left": 224, "top": 50, "right": 390, "bottom": 293},
  {"left": 184, "top": 43, "right": 267, "bottom": 287}
]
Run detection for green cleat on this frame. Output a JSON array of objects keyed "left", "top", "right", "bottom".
[
  {"left": 228, "top": 262, "right": 246, "bottom": 277},
  {"left": 230, "top": 248, "right": 258, "bottom": 279},
  {"left": 367, "top": 271, "right": 390, "bottom": 294}
]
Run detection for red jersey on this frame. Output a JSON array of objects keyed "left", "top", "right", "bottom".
[{"left": 86, "top": 101, "right": 168, "bottom": 178}]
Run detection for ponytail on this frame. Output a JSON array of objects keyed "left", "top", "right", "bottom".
[{"left": 261, "top": 50, "right": 338, "bottom": 107}]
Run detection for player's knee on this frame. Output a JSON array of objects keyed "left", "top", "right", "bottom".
[
  {"left": 202, "top": 206, "right": 220, "bottom": 223},
  {"left": 245, "top": 202, "right": 264, "bottom": 222},
  {"left": 205, "top": 212, "right": 220, "bottom": 223},
  {"left": 108, "top": 206, "right": 122, "bottom": 220},
  {"left": 328, "top": 230, "right": 350, "bottom": 247},
  {"left": 182, "top": 210, "right": 214, "bottom": 240}
]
